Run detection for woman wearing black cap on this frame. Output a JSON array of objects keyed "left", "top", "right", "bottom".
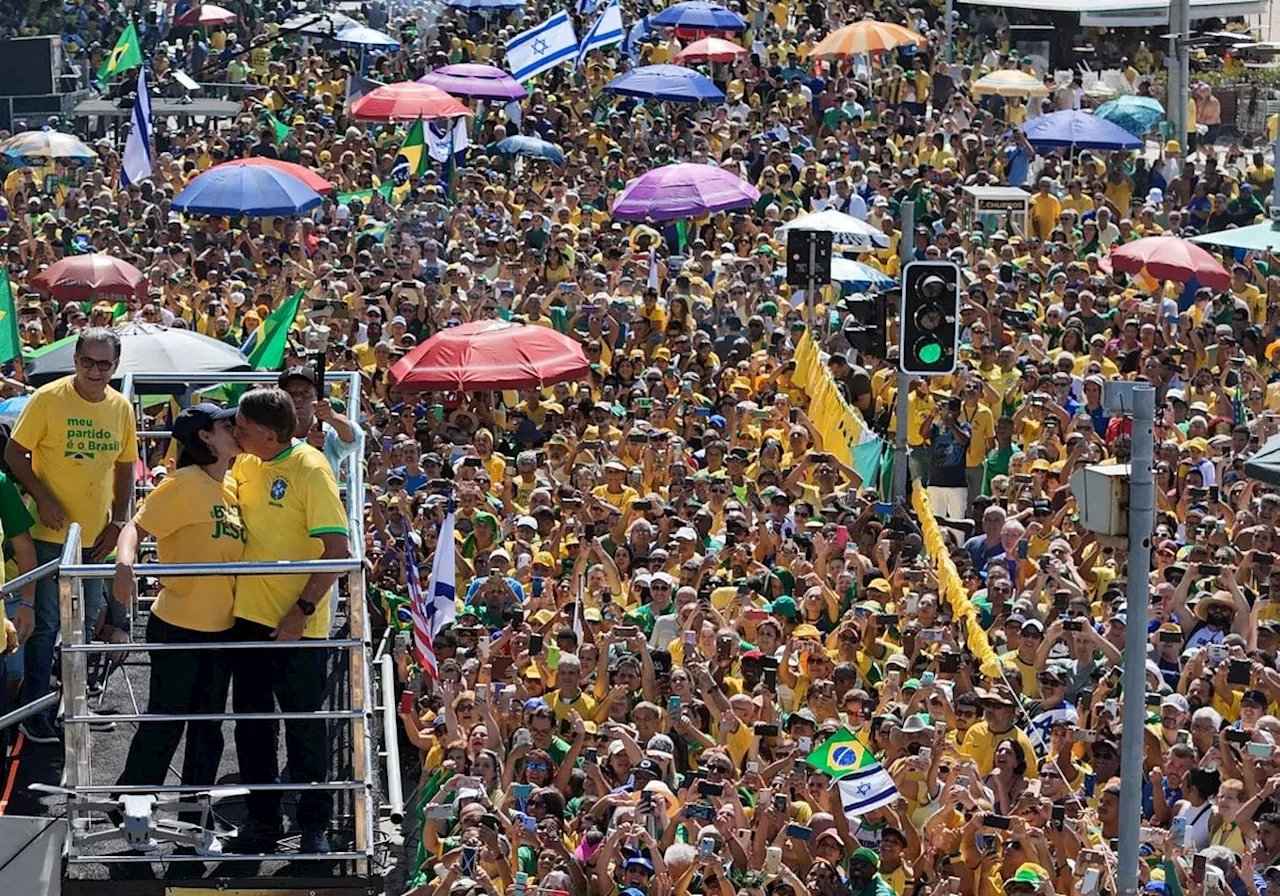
[{"left": 112, "top": 403, "right": 246, "bottom": 849}]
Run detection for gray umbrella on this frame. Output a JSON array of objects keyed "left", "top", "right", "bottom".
[{"left": 25, "top": 322, "right": 250, "bottom": 392}]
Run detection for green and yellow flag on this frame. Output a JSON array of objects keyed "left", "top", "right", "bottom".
[
  {"left": 0, "top": 267, "right": 20, "bottom": 364},
  {"left": 224, "top": 287, "right": 306, "bottom": 405},
  {"left": 97, "top": 23, "right": 143, "bottom": 84},
  {"left": 269, "top": 114, "right": 292, "bottom": 146},
  {"left": 391, "top": 117, "right": 428, "bottom": 203},
  {"left": 805, "top": 727, "right": 882, "bottom": 780}
]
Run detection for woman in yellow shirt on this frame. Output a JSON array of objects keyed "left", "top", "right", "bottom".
[{"left": 113, "top": 404, "right": 246, "bottom": 834}]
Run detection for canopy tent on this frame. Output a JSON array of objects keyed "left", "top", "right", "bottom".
[{"left": 1189, "top": 223, "right": 1280, "bottom": 253}]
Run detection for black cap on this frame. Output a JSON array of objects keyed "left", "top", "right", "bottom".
[
  {"left": 278, "top": 366, "right": 320, "bottom": 391},
  {"left": 172, "top": 403, "right": 237, "bottom": 449},
  {"left": 633, "top": 758, "right": 661, "bottom": 778}
]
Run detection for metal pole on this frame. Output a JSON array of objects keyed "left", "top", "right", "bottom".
[
  {"left": 893, "top": 372, "right": 910, "bottom": 502},
  {"left": 1167, "top": 0, "right": 1184, "bottom": 154},
  {"left": 381, "top": 652, "right": 405, "bottom": 824},
  {"left": 944, "top": 0, "right": 954, "bottom": 63},
  {"left": 806, "top": 237, "right": 817, "bottom": 333},
  {"left": 1117, "top": 384, "right": 1156, "bottom": 896}
]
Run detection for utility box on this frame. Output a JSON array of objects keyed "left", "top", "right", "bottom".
[{"left": 1069, "top": 463, "right": 1131, "bottom": 536}]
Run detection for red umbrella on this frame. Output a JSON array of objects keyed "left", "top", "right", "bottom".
[
  {"left": 214, "top": 158, "right": 335, "bottom": 195},
  {"left": 675, "top": 37, "right": 748, "bottom": 63},
  {"left": 350, "top": 83, "right": 472, "bottom": 123},
  {"left": 175, "top": 4, "right": 238, "bottom": 27},
  {"left": 29, "top": 254, "right": 146, "bottom": 303},
  {"left": 1109, "top": 236, "right": 1231, "bottom": 290},
  {"left": 390, "top": 320, "right": 589, "bottom": 391}
]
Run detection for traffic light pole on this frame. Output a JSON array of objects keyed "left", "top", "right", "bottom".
[
  {"left": 893, "top": 208, "right": 916, "bottom": 503},
  {"left": 806, "top": 238, "right": 817, "bottom": 337}
]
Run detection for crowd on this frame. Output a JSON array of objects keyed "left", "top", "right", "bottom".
[{"left": 3, "top": 0, "right": 1280, "bottom": 894}]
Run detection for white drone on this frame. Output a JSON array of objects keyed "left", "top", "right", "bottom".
[{"left": 31, "top": 783, "right": 249, "bottom": 857}]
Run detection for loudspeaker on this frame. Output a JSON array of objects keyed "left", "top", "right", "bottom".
[{"left": 0, "top": 36, "right": 64, "bottom": 97}]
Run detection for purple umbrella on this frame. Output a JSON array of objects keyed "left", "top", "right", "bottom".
[
  {"left": 417, "top": 64, "right": 528, "bottom": 101},
  {"left": 611, "top": 163, "right": 760, "bottom": 221}
]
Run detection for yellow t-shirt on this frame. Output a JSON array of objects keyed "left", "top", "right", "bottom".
[
  {"left": 136, "top": 466, "right": 245, "bottom": 632},
  {"left": 959, "top": 402, "right": 995, "bottom": 468},
  {"left": 959, "top": 720, "right": 1039, "bottom": 777},
  {"left": 11, "top": 376, "right": 138, "bottom": 544},
  {"left": 233, "top": 443, "right": 348, "bottom": 638}
]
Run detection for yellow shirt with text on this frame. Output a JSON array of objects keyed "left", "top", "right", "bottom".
[
  {"left": 233, "top": 443, "right": 348, "bottom": 638},
  {"left": 136, "top": 466, "right": 245, "bottom": 632},
  {"left": 11, "top": 376, "right": 137, "bottom": 544}
]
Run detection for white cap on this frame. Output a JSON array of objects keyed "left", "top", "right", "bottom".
[
  {"left": 516, "top": 515, "right": 538, "bottom": 529},
  {"left": 675, "top": 527, "right": 698, "bottom": 541},
  {"left": 150, "top": 465, "right": 168, "bottom": 478}
]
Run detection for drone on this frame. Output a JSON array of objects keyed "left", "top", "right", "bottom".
[{"left": 31, "top": 783, "right": 248, "bottom": 857}]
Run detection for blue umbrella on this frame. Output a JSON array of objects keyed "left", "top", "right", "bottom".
[
  {"left": 332, "top": 25, "right": 401, "bottom": 48},
  {"left": 173, "top": 163, "right": 324, "bottom": 217},
  {"left": 446, "top": 0, "right": 523, "bottom": 8},
  {"left": 604, "top": 64, "right": 724, "bottom": 103},
  {"left": 1093, "top": 95, "right": 1165, "bottom": 137},
  {"left": 651, "top": 1, "right": 746, "bottom": 32},
  {"left": 1019, "top": 110, "right": 1144, "bottom": 151},
  {"left": 0, "top": 394, "right": 29, "bottom": 427},
  {"left": 494, "top": 136, "right": 566, "bottom": 165}
]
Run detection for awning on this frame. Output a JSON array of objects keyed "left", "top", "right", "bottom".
[
  {"left": 958, "top": 0, "right": 1266, "bottom": 25},
  {"left": 1246, "top": 432, "right": 1280, "bottom": 486},
  {"left": 1189, "top": 222, "right": 1280, "bottom": 253}
]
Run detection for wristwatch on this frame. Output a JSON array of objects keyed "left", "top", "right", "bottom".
[{"left": 295, "top": 598, "right": 317, "bottom": 617}]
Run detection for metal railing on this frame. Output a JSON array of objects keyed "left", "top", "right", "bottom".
[
  {"left": 0, "top": 559, "right": 63, "bottom": 734},
  {"left": 44, "top": 369, "right": 393, "bottom": 871}
]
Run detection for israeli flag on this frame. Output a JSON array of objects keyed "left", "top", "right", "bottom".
[
  {"left": 576, "top": 0, "right": 600, "bottom": 14},
  {"left": 120, "top": 67, "right": 152, "bottom": 187},
  {"left": 576, "top": 0, "right": 625, "bottom": 68},
  {"left": 410, "top": 498, "right": 458, "bottom": 678},
  {"left": 506, "top": 11, "right": 578, "bottom": 83},
  {"left": 621, "top": 14, "right": 651, "bottom": 63},
  {"left": 427, "top": 118, "right": 471, "bottom": 163}
]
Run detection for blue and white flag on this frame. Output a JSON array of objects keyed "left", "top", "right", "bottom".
[
  {"left": 409, "top": 498, "right": 457, "bottom": 678},
  {"left": 621, "top": 14, "right": 651, "bottom": 64},
  {"left": 576, "top": 0, "right": 601, "bottom": 15},
  {"left": 505, "top": 11, "right": 578, "bottom": 83},
  {"left": 426, "top": 117, "right": 471, "bottom": 163},
  {"left": 576, "top": 0, "right": 625, "bottom": 68},
  {"left": 120, "top": 67, "right": 152, "bottom": 187}
]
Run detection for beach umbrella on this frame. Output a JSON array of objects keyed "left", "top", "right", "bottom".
[
  {"left": 30, "top": 254, "right": 145, "bottom": 303},
  {"left": 350, "top": 82, "right": 472, "bottom": 122},
  {"left": 972, "top": 70, "right": 1051, "bottom": 98},
  {"left": 23, "top": 322, "right": 250, "bottom": 390},
  {"left": 612, "top": 163, "right": 759, "bottom": 221},
  {"left": 675, "top": 37, "right": 748, "bottom": 64},
  {"left": 775, "top": 209, "right": 890, "bottom": 250},
  {"left": 1109, "top": 236, "right": 1231, "bottom": 289},
  {"left": 651, "top": 2, "right": 746, "bottom": 32},
  {"left": 0, "top": 395, "right": 29, "bottom": 428},
  {"left": 175, "top": 3, "right": 238, "bottom": 26},
  {"left": 391, "top": 320, "right": 589, "bottom": 391},
  {"left": 332, "top": 25, "right": 400, "bottom": 48},
  {"left": 281, "top": 11, "right": 360, "bottom": 36},
  {"left": 212, "top": 158, "right": 335, "bottom": 195},
  {"left": 494, "top": 136, "right": 565, "bottom": 165},
  {"left": 1, "top": 130, "right": 98, "bottom": 167},
  {"left": 173, "top": 163, "right": 323, "bottom": 217},
  {"left": 604, "top": 64, "right": 724, "bottom": 103},
  {"left": 806, "top": 20, "right": 924, "bottom": 59},
  {"left": 1093, "top": 95, "right": 1166, "bottom": 136},
  {"left": 418, "top": 63, "right": 527, "bottom": 101},
  {"left": 1019, "top": 110, "right": 1143, "bottom": 151}
]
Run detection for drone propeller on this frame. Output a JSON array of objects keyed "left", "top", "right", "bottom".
[{"left": 29, "top": 783, "right": 77, "bottom": 797}]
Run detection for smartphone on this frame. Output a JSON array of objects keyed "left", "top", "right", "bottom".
[
  {"left": 1083, "top": 772, "right": 1097, "bottom": 798},
  {"left": 424, "top": 804, "right": 454, "bottom": 820},
  {"left": 1017, "top": 540, "right": 1029, "bottom": 559},
  {"left": 920, "top": 628, "right": 944, "bottom": 642},
  {"left": 1063, "top": 619, "right": 1084, "bottom": 632},
  {"left": 683, "top": 630, "right": 697, "bottom": 647},
  {"left": 1104, "top": 698, "right": 1118, "bottom": 716},
  {"left": 921, "top": 671, "right": 936, "bottom": 686},
  {"left": 1052, "top": 805, "right": 1065, "bottom": 830},
  {"left": 1224, "top": 728, "right": 1250, "bottom": 745},
  {"left": 785, "top": 823, "right": 813, "bottom": 841},
  {"left": 754, "top": 722, "right": 780, "bottom": 737},
  {"left": 1200, "top": 563, "right": 1223, "bottom": 576},
  {"left": 1193, "top": 854, "right": 1207, "bottom": 884},
  {"left": 1170, "top": 814, "right": 1188, "bottom": 845},
  {"left": 698, "top": 835, "right": 716, "bottom": 859},
  {"left": 529, "top": 633, "right": 545, "bottom": 655},
  {"left": 773, "top": 793, "right": 788, "bottom": 813},
  {"left": 1159, "top": 630, "right": 1182, "bottom": 643},
  {"left": 1073, "top": 729, "right": 1098, "bottom": 743},
  {"left": 939, "top": 652, "right": 962, "bottom": 673},
  {"left": 667, "top": 695, "right": 682, "bottom": 716},
  {"left": 1145, "top": 693, "right": 1161, "bottom": 708},
  {"left": 1248, "top": 742, "right": 1275, "bottom": 758},
  {"left": 547, "top": 645, "right": 561, "bottom": 670},
  {"left": 918, "top": 746, "right": 933, "bottom": 766},
  {"left": 698, "top": 780, "right": 725, "bottom": 798},
  {"left": 461, "top": 844, "right": 479, "bottom": 877},
  {"left": 515, "top": 872, "right": 529, "bottom": 896},
  {"left": 686, "top": 802, "right": 716, "bottom": 821},
  {"left": 1081, "top": 868, "right": 1101, "bottom": 896},
  {"left": 1228, "top": 659, "right": 1252, "bottom": 686},
  {"left": 1207, "top": 644, "right": 1229, "bottom": 663},
  {"left": 584, "top": 746, "right": 598, "bottom": 764},
  {"left": 797, "top": 736, "right": 813, "bottom": 753},
  {"left": 513, "top": 781, "right": 533, "bottom": 808},
  {"left": 1176, "top": 729, "right": 1191, "bottom": 745},
  {"left": 763, "top": 667, "right": 778, "bottom": 691},
  {"left": 983, "top": 814, "right": 1012, "bottom": 830},
  {"left": 764, "top": 846, "right": 783, "bottom": 875},
  {"left": 876, "top": 613, "right": 900, "bottom": 627},
  {"left": 905, "top": 593, "right": 920, "bottom": 616}
]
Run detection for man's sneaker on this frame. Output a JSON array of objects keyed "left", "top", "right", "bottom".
[
  {"left": 298, "top": 831, "right": 330, "bottom": 855},
  {"left": 18, "top": 719, "right": 60, "bottom": 744},
  {"left": 174, "top": 835, "right": 224, "bottom": 858},
  {"left": 223, "top": 820, "right": 281, "bottom": 855},
  {"left": 88, "top": 713, "right": 117, "bottom": 732}
]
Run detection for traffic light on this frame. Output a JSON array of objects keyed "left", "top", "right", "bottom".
[
  {"left": 841, "top": 292, "right": 887, "bottom": 360},
  {"left": 899, "top": 261, "right": 961, "bottom": 376}
]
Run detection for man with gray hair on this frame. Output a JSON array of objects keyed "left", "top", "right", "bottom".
[{"left": 6, "top": 327, "right": 137, "bottom": 744}]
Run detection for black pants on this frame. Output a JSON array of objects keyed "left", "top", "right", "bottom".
[
  {"left": 117, "top": 614, "right": 232, "bottom": 820},
  {"left": 231, "top": 618, "right": 330, "bottom": 834}
]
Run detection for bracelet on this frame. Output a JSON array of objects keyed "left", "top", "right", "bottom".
[{"left": 18, "top": 600, "right": 34, "bottom": 610}]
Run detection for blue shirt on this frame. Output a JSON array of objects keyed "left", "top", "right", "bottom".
[{"left": 323, "top": 426, "right": 362, "bottom": 483}]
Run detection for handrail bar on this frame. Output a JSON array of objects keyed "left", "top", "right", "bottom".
[
  {"left": 380, "top": 653, "right": 405, "bottom": 824},
  {"left": 1, "top": 557, "right": 61, "bottom": 595},
  {"left": 61, "top": 559, "right": 363, "bottom": 578},
  {"left": 62, "top": 639, "right": 363, "bottom": 653},
  {"left": 124, "top": 371, "right": 361, "bottom": 384},
  {"left": 70, "top": 852, "right": 366, "bottom": 864},
  {"left": 0, "top": 691, "right": 60, "bottom": 734},
  {"left": 71, "top": 781, "right": 365, "bottom": 794},
  {"left": 65, "top": 710, "right": 362, "bottom": 723}
]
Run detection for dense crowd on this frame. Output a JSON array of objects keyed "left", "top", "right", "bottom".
[{"left": 3, "top": 0, "right": 1280, "bottom": 894}]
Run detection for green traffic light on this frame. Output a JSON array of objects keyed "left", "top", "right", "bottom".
[{"left": 919, "top": 342, "right": 942, "bottom": 364}]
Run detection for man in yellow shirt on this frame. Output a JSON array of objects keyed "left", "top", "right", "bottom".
[
  {"left": 958, "top": 377, "right": 996, "bottom": 512},
  {"left": 6, "top": 328, "right": 137, "bottom": 744},
  {"left": 229, "top": 386, "right": 351, "bottom": 854},
  {"left": 1029, "top": 177, "right": 1062, "bottom": 241},
  {"left": 960, "top": 685, "right": 1039, "bottom": 776}
]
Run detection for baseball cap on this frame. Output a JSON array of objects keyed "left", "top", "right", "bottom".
[
  {"left": 278, "top": 366, "right": 320, "bottom": 391},
  {"left": 171, "top": 403, "right": 238, "bottom": 450}
]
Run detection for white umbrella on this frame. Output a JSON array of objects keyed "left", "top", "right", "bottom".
[
  {"left": 282, "top": 11, "right": 360, "bottom": 36},
  {"left": 775, "top": 208, "right": 890, "bottom": 250}
]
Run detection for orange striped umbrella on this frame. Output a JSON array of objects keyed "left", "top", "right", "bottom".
[{"left": 806, "top": 20, "right": 924, "bottom": 59}]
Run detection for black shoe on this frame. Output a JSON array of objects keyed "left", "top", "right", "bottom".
[
  {"left": 88, "top": 712, "right": 117, "bottom": 732},
  {"left": 224, "top": 820, "right": 281, "bottom": 855},
  {"left": 298, "top": 831, "right": 330, "bottom": 855},
  {"left": 18, "top": 719, "right": 60, "bottom": 744}
]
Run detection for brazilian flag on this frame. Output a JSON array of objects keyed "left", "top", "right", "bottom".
[
  {"left": 805, "top": 727, "right": 883, "bottom": 780},
  {"left": 391, "top": 117, "right": 427, "bottom": 204},
  {"left": 97, "top": 23, "right": 143, "bottom": 84}
]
